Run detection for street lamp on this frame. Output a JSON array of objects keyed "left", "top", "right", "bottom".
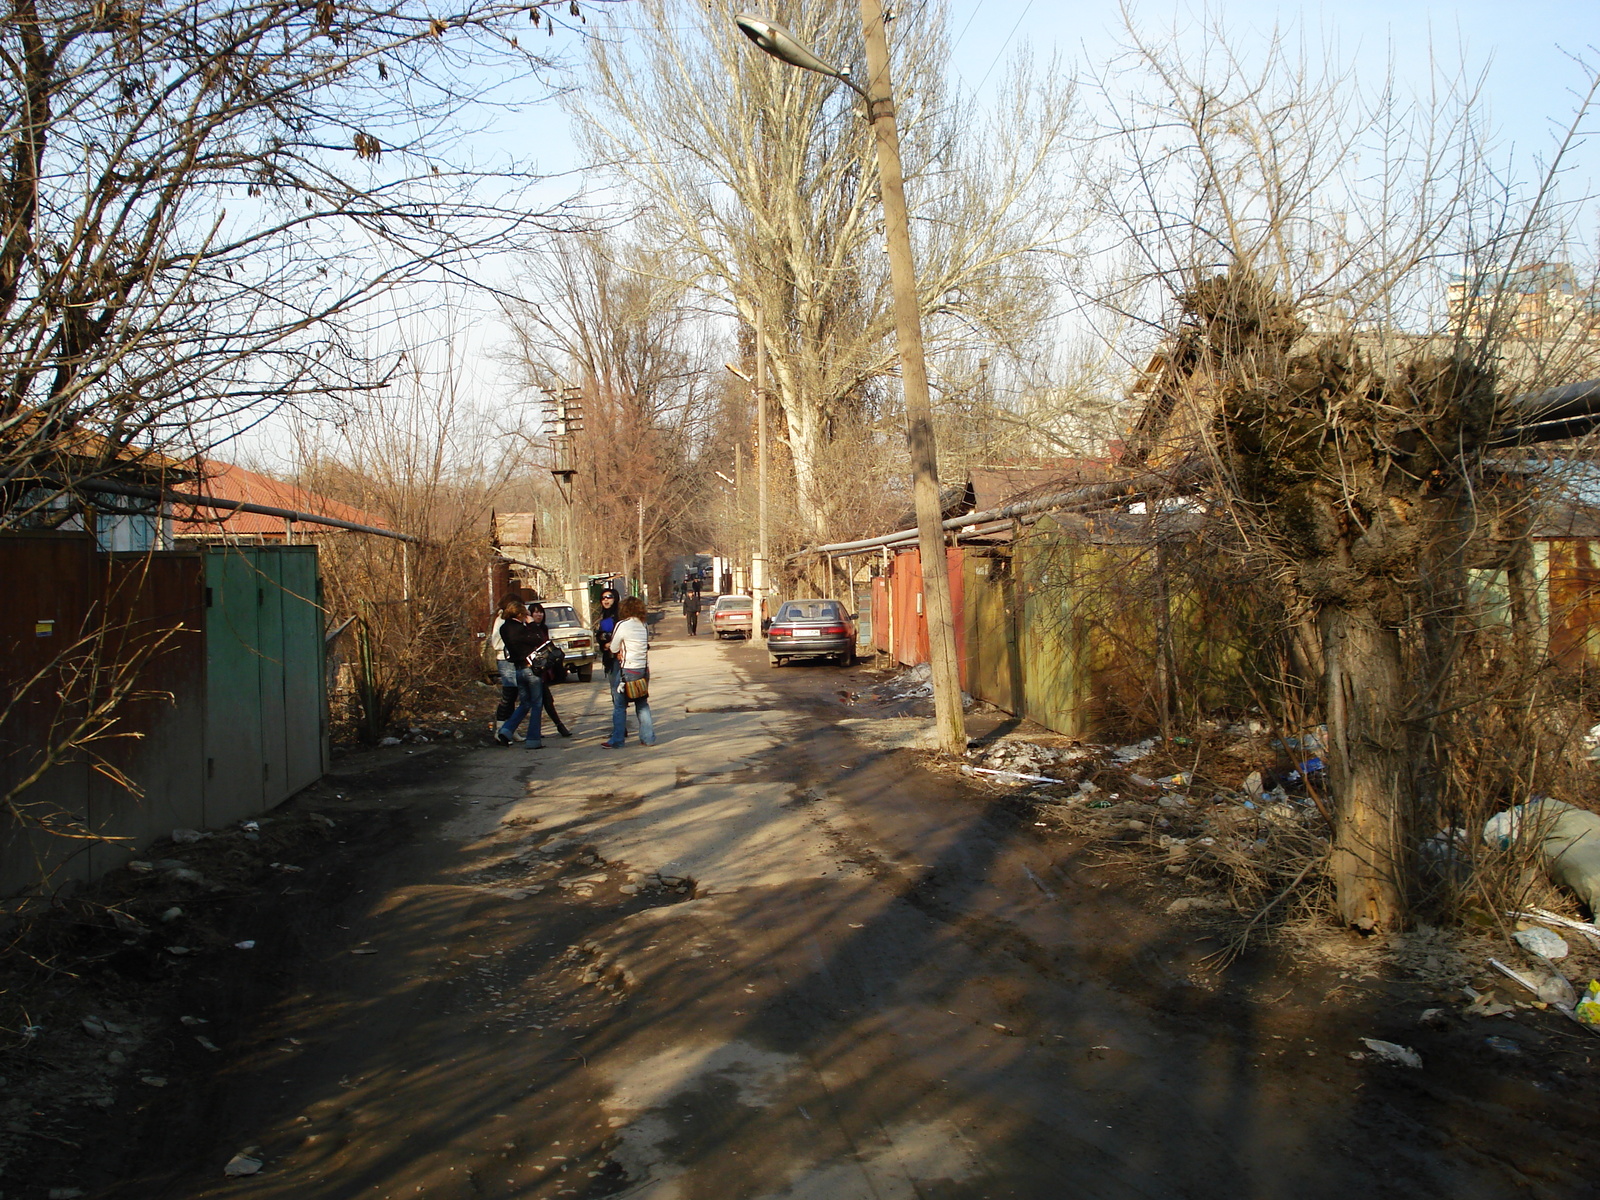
[{"left": 735, "top": 7, "right": 966, "bottom": 756}]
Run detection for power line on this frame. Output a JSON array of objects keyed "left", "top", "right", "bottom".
[{"left": 973, "top": 0, "right": 1034, "bottom": 97}]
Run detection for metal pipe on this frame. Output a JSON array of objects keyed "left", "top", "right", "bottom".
[
  {"left": 63, "top": 476, "right": 418, "bottom": 542},
  {"left": 807, "top": 463, "right": 1201, "bottom": 555}
]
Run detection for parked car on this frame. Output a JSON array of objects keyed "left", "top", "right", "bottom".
[
  {"left": 765, "top": 599, "right": 856, "bottom": 667},
  {"left": 542, "top": 603, "right": 596, "bottom": 682},
  {"left": 711, "top": 594, "right": 754, "bottom": 639}
]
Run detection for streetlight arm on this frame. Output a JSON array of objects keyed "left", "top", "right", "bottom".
[{"left": 734, "top": 14, "right": 868, "bottom": 97}]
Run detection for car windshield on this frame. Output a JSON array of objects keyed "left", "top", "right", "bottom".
[
  {"left": 716, "top": 597, "right": 753, "bottom": 611},
  {"left": 778, "top": 601, "right": 842, "bottom": 622},
  {"left": 543, "top": 604, "right": 580, "bottom": 627}
]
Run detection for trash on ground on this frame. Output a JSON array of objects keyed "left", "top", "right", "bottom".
[
  {"left": 234, "top": 940, "right": 256, "bottom": 950},
  {"left": 195, "top": 1035, "right": 221, "bottom": 1052},
  {"left": 1489, "top": 957, "right": 1574, "bottom": 1009},
  {"left": 224, "top": 1154, "right": 263, "bottom": 1177},
  {"left": 171, "top": 828, "right": 208, "bottom": 843},
  {"left": 1576, "top": 981, "right": 1600, "bottom": 1029},
  {"left": 1483, "top": 798, "right": 1600, "bottom": 911},
  {"left": 1359, "top": 1038, "right": 1422, "bottom": 1068},
  {"left": 1517, "top": 907, "right": 1600, "bottom": 952},
  {"left": 1512, "top": 927, "right": 1569, "bottom": 960},
  {"left": 1483, "top": 1035, "right": 1522, "bottom": 1056},
  {"left": 962, "top": 765, "right": 1066, "bottom": 785}
]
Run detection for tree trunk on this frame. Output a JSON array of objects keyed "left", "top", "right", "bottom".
[{"left": 1321, "top": 603, "right": 1410, "bottom": 930}]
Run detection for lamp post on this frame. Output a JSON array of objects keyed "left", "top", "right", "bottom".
[{"left": 735, "top": 7, "right": 965, "bottom": 755}]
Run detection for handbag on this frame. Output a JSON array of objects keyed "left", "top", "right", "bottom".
[
  {"left": 530, "top": 639, "right": 564, "bottom": 673},
  {"left": 623, "top": 673, "right": 649, "bottom": 701}
]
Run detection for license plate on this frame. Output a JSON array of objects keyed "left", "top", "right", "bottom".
[{"left": 795, "top": 628, "right": 820, "bottom": 637}]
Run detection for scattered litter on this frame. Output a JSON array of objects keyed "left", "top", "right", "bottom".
[
  {"left": 49, "top": 1189, "right": 86, "bottom": 1199},
  {"left": 165, "top": 945, "right": 192, "bottom": 956},
  {"left": 1359, "top": 1038, "right": 1422, "bottom": 1069},
  {"left": 240, "top": 820, "right": 260, "bottom": 832},
  {"left": 1241, "top": 771, "right": 1264, "bottom": 801},
  {"left": 224, "top": 1154, "right": 263, "bottom": 1177},
  {"left": 160, "top": 907, "right": 183, "bottom": 923},
  {"left": 1113, "top": 738, "right": 1157, "bottom": 763},
  {"left": 1512, "top": 927, "right": 1569, "bottom": 960},
  {"left": 1483, "top": 1035, "right": 1522, "bottom": 1056},
  {"left": 171, "top": 828, "right": 208, "bottom": 844},
  {"left": 1576, "top": 981, "right": 1600, "bottom": 1029},
  {"left": 1128, "top": 773, "right": 1157, "bottom": 788},
  {"left": 351, "top": 948, "right": 378, "bottom": 956},
  {"left": 1156, "top": 772, "right": 1191, "bottom": 787},
  {"left": 269, "top": 863, "right": 303, "bottom": 874},
  {"left": 379, "top": 736, "right": 403, "bottom": 746},
  {"left": 195, "top": 1035, "right": 220, "bottom": 1052},
  {"left": 1516, "top": 908, "right": 1600, "bottom": 952},
  {"left": 1489, "top": 957, "right": 1575, "bottom": 1009},
  {"left": 140, "top": 1076, "right": 168, "bottom": 1088},
  {"left": 962, "top": 766, "right": 1066, "bottom": 785},
  {"left": 234, "top": 940, "right": 256, "bottom": 950},
  {"left": 1484, "top": 798, "right": 1600, "bottom": 911},
  {"left": 179, "top": 1015, "right": 208, "bottom": 1026}
]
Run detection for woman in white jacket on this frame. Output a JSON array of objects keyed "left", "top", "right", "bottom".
[{"left": 604, "top": 596, "right": 655, "bottom": 747}]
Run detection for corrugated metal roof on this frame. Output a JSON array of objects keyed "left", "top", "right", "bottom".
[{"left": 171, "top": 462, "right": 390, "bottom": 537}]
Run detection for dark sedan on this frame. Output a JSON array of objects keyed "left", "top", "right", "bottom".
[{"left": 766, "top": 599, "right": 857, "bottom": 667}]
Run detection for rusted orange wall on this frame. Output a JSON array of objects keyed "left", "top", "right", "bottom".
[{"left": 880, "top": 547, "right": 967, "bottom": 687}]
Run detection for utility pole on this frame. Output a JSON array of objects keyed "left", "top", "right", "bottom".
[
  {"left": 855, "top": 0, "right": 965, "bottom": 754},
  {"left": 754, "top": 314, "right": 770, "bottom": 620},
  {"left": 734, "top": 7, "right": 966, "bottom": 754},
  {"left": 540, "top": 385, "right": 586, "bottom": 622},
  {"left": 636, "top": 496, "right": 645, "bottom": 601}
]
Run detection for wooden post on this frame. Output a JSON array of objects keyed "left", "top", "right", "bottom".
[{"left": 857, "top": 0, "right": 965, "bottom": 755}]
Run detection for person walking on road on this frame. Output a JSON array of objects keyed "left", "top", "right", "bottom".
[
  {"left": 525, "top": 603, "right": 572, "bottom": 738},
  {"left": 496, "top": 603, "right": 546, "bottom": 748},
  {"left": 682, "top": 587, "right": 699, "bottom": 637},
  {"left": 604, "top": 595, "right": 655, "bottom": 748},
  {"left": 488, "top": 596, "right": 522, "bottom": 735}
]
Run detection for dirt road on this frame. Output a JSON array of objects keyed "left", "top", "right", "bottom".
[{"left": 82, "top": 622, "right": 1596, "bottom": 1200}]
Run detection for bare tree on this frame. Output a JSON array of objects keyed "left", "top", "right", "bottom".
[
  {"left": 570, "top": 0, "right": 1073, "bottom": 540},
  {"left": 292, "top": 338, "right": 530, "bottom": 738},
  {"left": 502, "top": 232, "right": 715, "bottom": 590},
  {"left": 1, "top": 0, "right": 604, "bottom": 528}
]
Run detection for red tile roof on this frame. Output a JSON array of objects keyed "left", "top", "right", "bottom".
[{"left": 170, "top": 461, "right": 391, "bottom": 537}]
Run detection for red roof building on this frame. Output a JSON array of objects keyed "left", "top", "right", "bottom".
[{"left": 170, "top": 461, "right": 391, "bottom": 542}]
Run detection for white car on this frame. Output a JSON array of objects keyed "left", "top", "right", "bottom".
[{"left": 542, "top": 603, "right": 596, "bottom": 681}]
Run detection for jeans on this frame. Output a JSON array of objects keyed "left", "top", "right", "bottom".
[
  {"left": 495, "top": 659, "right": 518, "bottom": 723},
  {"left": 499, "top": 666, "right": 544, "bottom": 745},
  {"left": 609, "top": 667, "right": 654, "bottom": 745}
]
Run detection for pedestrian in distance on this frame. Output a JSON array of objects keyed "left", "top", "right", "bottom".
[
  {"left": 603, "top": 595, "right": 655, "bottom": 747},
  {"left": 525, "top": 603, "right": 572, "bottom": 738},
  {"left": 488, "top": 596, "right": 522, "bottom": 733},
  {"left": 495, "top": 603, "right": 545, "bottom": 748},
  {"left": 682, "top": 587, "right": 699, "bottom": 636}
]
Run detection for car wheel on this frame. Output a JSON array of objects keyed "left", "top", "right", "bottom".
[
  {"left": 576, "top": 665, "right": 593, "bottom": 683},
  {"left": 838, "top": 648, "right": 855, "bottom": 667}
]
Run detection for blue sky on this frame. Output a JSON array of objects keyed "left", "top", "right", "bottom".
[{"left": 239, "top": 2, "right": 1600, "bottom": 465}]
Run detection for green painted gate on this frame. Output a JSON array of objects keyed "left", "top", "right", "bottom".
[{"left": 203, "top": 546, "right": 326, "bottom": 827}]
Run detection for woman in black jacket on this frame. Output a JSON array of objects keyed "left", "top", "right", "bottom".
[
  {"left": 496, "top": 612, "right": 545, "bottom": 748},
  {"left": 526, "top": 604, "right": 572, "bottom": 738}
]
